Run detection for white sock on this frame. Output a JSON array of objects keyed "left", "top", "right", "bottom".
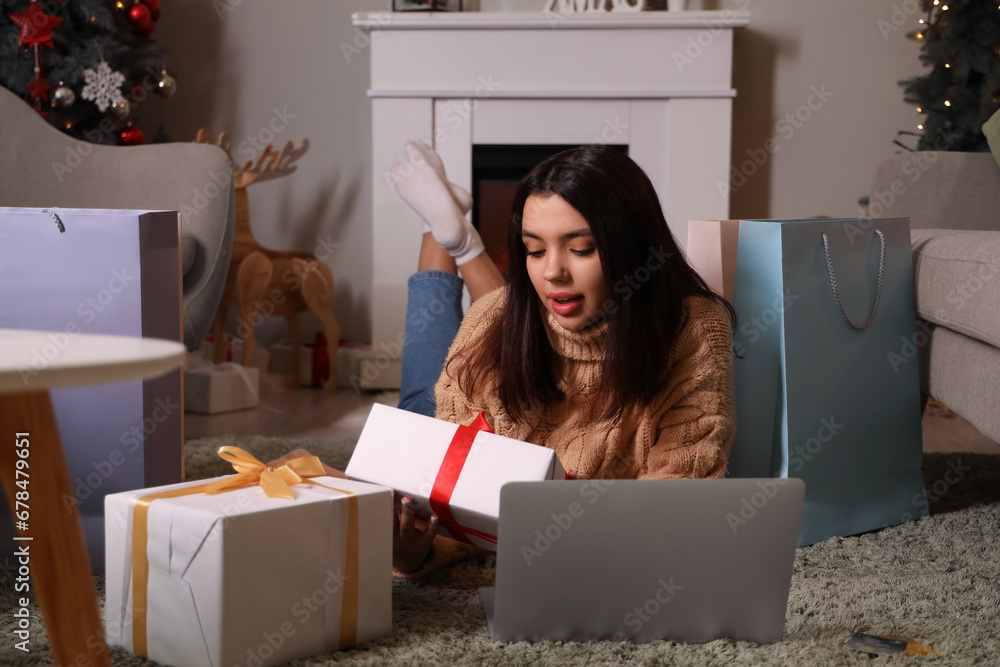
[
  {"left": 408, "top": 141, "right": 474, "bottom": 214},
  {"left": 389, "top": 143, "right": 483, "bottom": 265},
  {"left": 448, "top": 183, "right": 473, "bottom": 216}
]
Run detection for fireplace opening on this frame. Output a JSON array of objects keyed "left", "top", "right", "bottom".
[{"left": 472, "top": 144, "right": 628, "bottom": 275}]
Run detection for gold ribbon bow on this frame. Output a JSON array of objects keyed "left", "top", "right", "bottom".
[{"left": 203, "top": 446, "right": 328, "bottom": 499}]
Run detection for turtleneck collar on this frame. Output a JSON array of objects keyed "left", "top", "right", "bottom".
[{"left": 543, "top": 308, "right": 607, "bottom": 362}]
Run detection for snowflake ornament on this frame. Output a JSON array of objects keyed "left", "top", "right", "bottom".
[{"left": 81, "top": 61, "right": 126, "bottom": 113}]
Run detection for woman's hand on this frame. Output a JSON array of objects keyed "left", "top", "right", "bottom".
[
  {"left": 266, "top": 448, "right": 347, "bottom": 479},
  {"left": 393, "top": 495, "right": 439, "bottom": 573}
]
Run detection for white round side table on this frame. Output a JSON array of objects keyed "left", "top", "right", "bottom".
[{"left": 0, "top": 329, "right": 185, "bottom": 667}]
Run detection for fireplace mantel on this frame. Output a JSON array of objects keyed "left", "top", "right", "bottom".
[
  {"left": 352, "top": 10, "right": 749, "bottom": 30},
  {"left": 354, "top": 10, "right": 746, "bottom": 388}
]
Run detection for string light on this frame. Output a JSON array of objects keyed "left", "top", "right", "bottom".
[
  {"left": 917, "top": 107, "right": 923, "bottom": 113},
  {"left": 919, "top": 18, "right": 925, "bottom": 23},
  {"left": 918, "top": 124, "right": 924, "bottom": 130},
  {"left": 945, "top": 63, "right": 951, "bottom": 68},
  {"left": 945, "top": 100, "right": 952, "bottom": 106},
  {"left": 933, "top": 0, "right": 939, "bottom": 5},
  {"left": 941, "top": 4, "right": 949, "bottom": 9}
]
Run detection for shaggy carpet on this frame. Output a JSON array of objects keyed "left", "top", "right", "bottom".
[{"left": 2, "top": 435, "right": 998, "bottom": 666}]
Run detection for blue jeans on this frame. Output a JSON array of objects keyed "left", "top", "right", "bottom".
[{"left": 397, "top": 270, "right": 465, "bottom": 418}]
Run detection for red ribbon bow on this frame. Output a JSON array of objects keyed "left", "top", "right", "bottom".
[{"left": 427, "top": 412, "right": 497, "bottom": 545}]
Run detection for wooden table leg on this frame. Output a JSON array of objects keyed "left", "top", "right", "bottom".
[{"left": 0, "top": 391, "right": 111, "bottom": 667}]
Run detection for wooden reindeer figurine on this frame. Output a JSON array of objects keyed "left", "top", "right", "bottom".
[{"left": 196, "top": 129, "right": 340, "bottom": 393}]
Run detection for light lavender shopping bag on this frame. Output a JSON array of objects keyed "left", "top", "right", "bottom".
[{"left": 0, "top": 207, "right": 183, "bottom": 573}]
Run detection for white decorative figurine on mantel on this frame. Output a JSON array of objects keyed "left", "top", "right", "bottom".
[{"left": 544, "top": 0, "right": 645, "bottom": 12}]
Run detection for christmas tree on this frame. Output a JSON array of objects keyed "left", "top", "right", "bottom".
[
  {"left": 900, "top": 0, "right": 1000, "bottom": 151},
  {"left": 0, "top": 0, "right": 174, "bottom": 145}
]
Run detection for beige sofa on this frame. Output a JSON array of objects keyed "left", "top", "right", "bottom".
[{"left": 869, "top": 151, "right": 1000, "bottom": 444}]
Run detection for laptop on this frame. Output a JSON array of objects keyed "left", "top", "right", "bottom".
[{"left": 480, "top": 478, "right": 805, "bottom": 644}]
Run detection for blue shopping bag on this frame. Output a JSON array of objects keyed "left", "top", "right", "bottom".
[{"left": 728, "top": 218, "right": 927, "bottom": 546}]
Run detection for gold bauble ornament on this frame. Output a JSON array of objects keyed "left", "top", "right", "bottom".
[
  {"left": 112, "top": 98, "right": 130, "bottom": 119},
  {"left": 155, "top": 70, "right": 176, "bottom": 98}
]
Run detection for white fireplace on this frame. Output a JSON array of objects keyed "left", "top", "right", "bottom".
[{"left": 353, "top": 9, "right": 748, "bottom": 389}]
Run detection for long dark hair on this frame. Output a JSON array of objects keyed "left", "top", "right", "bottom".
[{"left": 451, "top": 145, "right": 735, "bottom": 425}]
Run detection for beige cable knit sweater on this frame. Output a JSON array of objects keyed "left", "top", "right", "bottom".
[{"left": 396, "top": 286, "right": 737, "bottom": 577}]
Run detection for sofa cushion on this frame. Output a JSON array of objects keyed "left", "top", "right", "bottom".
[
  {"left": 918, "top": 322, "right": 1000, "bottom": 444},
  {"left": 911, "top": 228, "right": 1000, "bottom": 349},
  {"left": 869, "top": 152, "right": 1000, "bottom": 232}
]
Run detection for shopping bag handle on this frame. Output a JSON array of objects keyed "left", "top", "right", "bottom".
[
  {"left": 43, "top": 208, "right": 66, "bottom": 233},
  {"left": 820, "top": 229, "right": 885, "bottom": 330}
]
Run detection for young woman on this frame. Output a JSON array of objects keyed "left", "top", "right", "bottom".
[{"left": 381, "top": 141, "right": 738, "bottom": 574}]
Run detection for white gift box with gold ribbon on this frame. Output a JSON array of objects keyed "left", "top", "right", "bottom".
[{"left": 104, "top": 450, "right": 392, "bottom": 667}]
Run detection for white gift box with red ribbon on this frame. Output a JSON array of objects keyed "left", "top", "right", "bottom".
[
  {"left": 268, "top": 333, "right": 332, "bottom": 387},
  {"left": 346, "top": 403, "right": 565, "bottom": 551}
]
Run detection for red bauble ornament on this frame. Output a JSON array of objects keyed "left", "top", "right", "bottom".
[
  {"left": 118, "top": 125, "right": 145, "bottom": 146},
  {"left": 129, "top": 2, "right": 154, "bottom": 37},
  {"left": 129, "top": 3, "right": 152, "bottom": 28},
  {"left": 9, "top": 2, "right": 63, "bottom": 48}
]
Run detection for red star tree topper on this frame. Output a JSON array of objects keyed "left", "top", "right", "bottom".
[{"left": 9, "top": 2, "right": 63, "bottom": 48}]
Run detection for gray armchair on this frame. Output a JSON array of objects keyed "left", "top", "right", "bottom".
[
  {"left": 0, "top": 85, "right": 234, "bottom": 350},
  {"left": 868, "top": 151, "right": 1000, "bottom": 444}
]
